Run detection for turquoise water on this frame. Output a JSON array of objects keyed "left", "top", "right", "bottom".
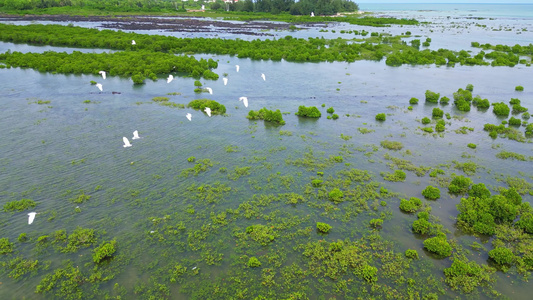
[{"left": 1, "top": 5, "right": 533, "bottom": 299}]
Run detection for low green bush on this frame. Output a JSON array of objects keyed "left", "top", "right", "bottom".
[
  {"left": 488, "top": 247, "right": 514, "bottom": 265},
  {"left": 421, "top": 117, "right": 431, "bottom": 124},
  {"left": 3, "top": 198, "right": 36, "bottom": 212},
  {"left": 422, "top": 185, "right": 440, "bottom": 200},
  {"left": 247, "top": 108, "right": 285, "bottom": 125},
  {"left": 492, "top": 102, "right": 510, "bottom": 116},
  {"left": 295, "top": 106, "right": 321, "bottom": 118},
  {"left": 326, "top": 107, "right": 334, "bottom": 114},
  {"left": 405, "top": 249, "right": 419, "bottom": 259},
  {"left": 515, "top": 85, "right": 524, "bottom": 91},
  {"left": 316, "top": 222, "right": 332, "bottom": 233},
  {"left": 248, "top": 256, "right": 262, "bottom": 267},
  {"left": 0, "top": 238, "right": 13, "bottom": 254},
  {"left": 409, "top": 97, "right": 419, "bottom": 104},
  {"left": 448, "top": 175, "right": 473, "bottom": 194},
  {"left": 423, "top": 234, "right": 452, "bottom": 257},
  {"left": 93, "top": 240, "right": 117, "bottom": 263},
  {"left": 375, "top": 113, "right": 386, "bottom": 121},
  {"left": 425, "top": 90, "right": 440, "bottom": 103},
  {"left": 440, "top": 96, "right": 450, "bottom": 105},
  {"left": 328, "top": 188, "right": 344, "bottom": 203},
  {"left": 188, "top": 99, "right": 226, "bottom": 115},
  {"left": 399, "top": 197, "right": 422, "bottom": 213}
]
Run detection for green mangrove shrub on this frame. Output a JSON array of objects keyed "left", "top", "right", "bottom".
[
  {"left": 515, "top": 85, "right": 524, "bottom": 91},
  {"left": 488, "top": 247, "right": 514, "bottom": 265},
  {"left": 405, "top": 249, "right": 419, "bottom": 259},
  {"left": 93, "top": 240, "right": 117, "bottom": 263},
  {"left": 383, "top": 169, "right": 407, "bottom": 182},
  {"left": 421, "top": 117, "right": 431, "bottom": 124},
  {"left": 443, "top": 258, "right": 495, "bottom": 293},
  {"left": 188, "top": 99, "right": 226, "bottom": 115},
  {"left": 380, "top": 140, "right": 403, "bottom": 150},
  {"left": 466, "top": 84, "right": 474, "bottom": 92},
  {"left": 422, "top": 185, "right": 441, "bottom": 200},
  {"left": 432, "top": 108, "right": 443, "bottom": 118},
  {"left": 425, "top": 90, "right": 440, "bottom": 103},
  {"left": 448, "top": 175, "right": 473, "bottom": 194},
  {"left": 409, "top": 97, "right": 419, "bottom": 105},
  {"left": 295, "top": 106, "right": 321, "bottom": 118},
  {"left": 399, "top": 197, "right": 422, "bottom": 213},
  {"left": 423, "top": 234, "right": 452, "bottom": 257},
  {"left": 375, "top": 113, "right": 386, "bottom": 121},
  {"left": 435, "top": 119, "right": 445, "bottom": 132},
  {"left": 412, "top": 218, "right": 432, "bottom": 235},
  {"left": 248, "top": 256, "right": 261, "bottom": 268},
  {"left": 369, "top": 218, "right": 383, "bottom": 228},
  {"left": 326, "top": 107, "right": 334, "bottom": 114},
  {"left": 492, "top": 102, "right": 510, "bottom": 116},
  {"left": 247, "top": 108, "right": 285, "bottom": 125},
  {"left": 328, "top": 188, "right": 344, "bottom": 203},
  {"left": 316, "top": 222, "right": 332, "bottom": 233},
  {"left": 508, "top": 117, "right": 521, "bottom": 126},
  {"left": 440, "top": 96, "right": 450, "bottom": 105},
  {"left": 473, "top": 96, "right": 490, "bottom": 109},
  {"left": 3, "top": 198, "right": 36, "bottom": 212},
  {"left": 0, "top": 238, "right": 13, "bottom": 254}
]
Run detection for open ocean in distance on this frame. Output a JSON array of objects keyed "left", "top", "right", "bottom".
[{"left": 359, "top": 3, "right": 533, "bottom": 20}]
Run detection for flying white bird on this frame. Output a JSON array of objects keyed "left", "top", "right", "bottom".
[
  {"left": 132, "top": 40, "right": 136, "bottom": 45},
  {"left": 28, "top": 212, "right": 37, "bottom": 225},
  {"left": 99, "top": 70, "right": 106, "bottom": 80},
  {"left": 239, "top": 97, "right": 248, "bottom": 108},
  {"left": 167, "top": 74, "right": 174, "bottom": 83},
  {"left": 261, "top": 73, "right": 266, "bottom": 81},
  {"left": 205, "top": 87, "right": 213, "bottom": 95},
  {"left": 132, "top": 130, "right": 140, "bottom": 140},
  {"left": 123, "top": 137, "right": 132, "bottom": 148},
  {"left": 223, "top": 78, "right": 228, "bottom": 86},
  {"left": 236, "top": 65, "right": 240, "bottom": 72},
  {"left": 186, "top": 113, "right": 192, "bottom": 121},
  {"left": 204, "top": 107, "right": 211, "bottom": 117},
  {"left": 96, "top": 83, "right": 103, "bottom": 92}
]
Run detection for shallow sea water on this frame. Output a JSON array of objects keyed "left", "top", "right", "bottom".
[{"left": 0, "top": 5, "right": 532, "bottom": 299}]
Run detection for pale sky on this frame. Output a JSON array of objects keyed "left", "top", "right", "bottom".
[{"left": 357, "top": 1, "right": 533, "bottom": 3}]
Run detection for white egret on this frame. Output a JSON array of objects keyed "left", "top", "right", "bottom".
[
  {"left": 167, "top": 74, "right": 174, "bottom": 83},
  {"left": 98, "top": 70, "right": 106, "bottom": 80},
  {"left": 261, "top": 73, "right": 266, "bottom": 81},
  {"left": 239, "top": 97, "right": 248, "bottom": 108},
  {"left": 236, "top": 65, "right": 240, "bottom": 72},
  {"left": 204, "top": 107, "right": 212, "bottom": 117},
  {"left": 132, "top": 130, "right": 140, "bottom": 140},
  {"left": 205, "top": 87, "right": 213, "bottom": 95},
  {"left": 186, "top": 113, "right": 192, "bottom": 121},
  {"left": 132, "top": 40, "right": 136, "bottom": 45},
  {"left": 123, "top": 137, "right": 132, "bottom": 148},
  {"left": 28, "top": 212, "right": 37, "bottom": 225},
  {"left": 223, "top": 78, "right": 228, "bottom": 86},
  {"left": 96, "top": 83, "right": 103, "bottom": 92}
]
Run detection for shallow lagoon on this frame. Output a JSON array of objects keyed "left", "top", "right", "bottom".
[{"left": 1, "top": 8, "right": 533, "bottom": 300}]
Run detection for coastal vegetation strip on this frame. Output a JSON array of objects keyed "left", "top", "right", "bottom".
[{"left": 0, "top": 24, "right": 529, "bottom": 68}]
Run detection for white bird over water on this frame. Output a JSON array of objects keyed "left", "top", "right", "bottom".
[
  {"left": 132, "top": 130, "right": 140, "bottom": 140},
  {"left": 28, "top": 212, "right": 37, "bottom": 225},
  {"left": 261, "top": 73, "right": 266, "bottom": 81},
  {"left": 205, "top": 87, "right": 213, "bottom": 95},
  {"left": 186, "top": 113, "right": 192, "bottom": 121},
  {"left": 123, "top": 137, "right": 132, "bottom": 148},
  {"left": 223, "top": 78, "right": 228, "bottom": 86},
  {"left": 235, "top": 65, "right": 240, "bottom": 72},
  {"left": 167, "top": 74, "right": 174, "bottom": 83},
  {"left": 239, "top": 97, "right": 248, "bottom": 108},
  {"left": 96, "top": 83, "right": 103, "bottom": 92},
  {"left": 204, "top": 107, "right": 212, "bottom": 117},
  {"left": 132, "top": 40, "right": 136, "bottom": 45},
  {"left": 99, "top": 70, "right": 106, "bottom": 80}
]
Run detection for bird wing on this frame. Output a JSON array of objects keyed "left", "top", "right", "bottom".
[{"left": 28, "top": 212, "right": 36, "bottom": 224}]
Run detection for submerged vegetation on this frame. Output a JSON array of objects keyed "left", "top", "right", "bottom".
[{"left": 1, "top": 5, "right": 533, "bottom": 300}]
